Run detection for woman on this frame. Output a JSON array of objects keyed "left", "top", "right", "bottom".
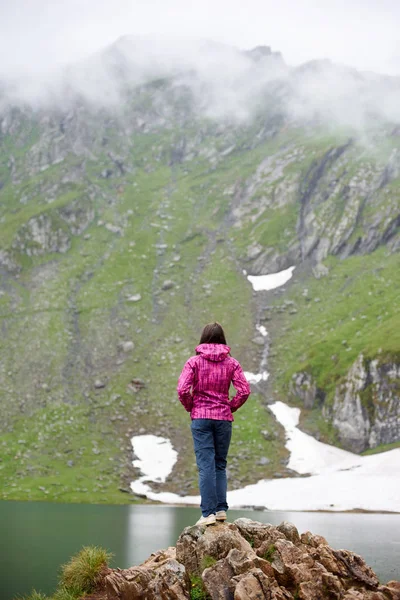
[{"left": 177, "top": 322, "right": 251, "bottom": 526}]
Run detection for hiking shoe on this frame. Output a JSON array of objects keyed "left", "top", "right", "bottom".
[
  {"left": 196, "top": 514, "right": 216, "bottom": 526},
  {"left": 216, "top": 510, "right": 227, "bottom": 521}
]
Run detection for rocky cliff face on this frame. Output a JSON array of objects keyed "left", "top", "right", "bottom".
[
  {"left": 330, "top": 354, "right": 400, "bottom": 453},
  {"left": 2, "top": 79, "right": 400, "bottom": 279},
  {"left": 231, "top": 142, "right": 400, "bottom": 276},
  {"left": 97, "top": 519, "right": 400, "bottom": 599},
  {"left": 290, "top": 354, "right": 400, "bottom": 453}
]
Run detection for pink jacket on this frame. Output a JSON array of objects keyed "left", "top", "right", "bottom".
[{"left": 177, "top": 343, "right": 251, "bottom": 421}]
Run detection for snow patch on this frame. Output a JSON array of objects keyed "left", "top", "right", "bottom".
[
  {"left": 248, "top": 266, "right": 295, "bottom": 291},
  {"left": 130, "top": 435, "right": 178, "bottom": 496},
  {"left": 256, "top": 324, "right": 268, "bottom": 337},
  {"left": 129, "top": 407, "right": 400, "bottom": 512},
  {"left": 269, "top": 401, "right": 363, "bottom": 475},
  {"left": 244, "top": 371, "right": 269, "bottom": 384}
]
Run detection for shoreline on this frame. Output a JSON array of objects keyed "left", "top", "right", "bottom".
[
  {"left": 2, "top": 497, "right": 399, "bottom": 515},
  {"left": 142, "top": 500, "right": 400, "bottom": 515}
]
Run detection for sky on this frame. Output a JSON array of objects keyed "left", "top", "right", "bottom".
[{"left": 1, "top": 0, "right": 399, "bottom": 78}]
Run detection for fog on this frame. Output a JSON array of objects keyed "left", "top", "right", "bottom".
[
  {"left": 1, "top": 0, "right": 399, "bottom": 78},
  {"left": 1, "top": 0, "right": 400, "bottom": 130}
]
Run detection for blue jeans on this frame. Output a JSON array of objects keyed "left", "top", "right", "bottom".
[{"left": 191, "top": 419, "right": 232, "bottom": 517}]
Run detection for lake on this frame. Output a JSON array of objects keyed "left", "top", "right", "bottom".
[{"left": 2, "top": 501, "right": 400, "bottom": 599}]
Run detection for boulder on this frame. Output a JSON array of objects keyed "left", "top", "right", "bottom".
[
  {"left": 161, "top": 279, "right": 175, "bottom": 291},
  {"left": 234, "top": 517, "right": 287, "bottom": 557},
  {"left": 127, "top": 294, "right": 142, "bottom": 302},
  {"left": 119, "top": 341, "right": 134, "bottom": 352},
  {"left": 104, "top": 547, "right": 189, "bottom": 600},
  {"left": 176, "top": 522, "right": 252, "bottom": 575}
]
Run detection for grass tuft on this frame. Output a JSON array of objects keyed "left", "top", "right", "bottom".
[
  {"left": 263, "top": 544, "right": 277, "bottom": 562},
  {"left": 51, "top": 586, "right": 86, "bottom": 600},
  {"left": 52, "top": 586, "right": 84, "bottom": 600},
  {"left": 200, "top": 555, "right": 217, "bottom": 571},
  {"left": 189, "top": 574, "right": 210, "bottom": 600},
  {"left": 17, "top": 591, "right": 50, "bottom": 600},
  {"left": 59, "top": 546, "right": 112, "bottom": 594}
]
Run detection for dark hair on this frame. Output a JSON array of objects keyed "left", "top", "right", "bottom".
[{"left": 199, "top": 322, "right": 227, "bottom": 345}]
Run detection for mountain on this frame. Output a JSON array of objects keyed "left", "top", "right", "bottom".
[{"left": 0, "top": 38, "right": 399, "bottom": 504}]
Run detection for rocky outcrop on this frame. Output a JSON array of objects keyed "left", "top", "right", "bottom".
[
  {"left": 94, "top": 519, "right": 399, "bottom": 599},
  {"left": 0, "top": 248, "right": 19, "bottom": 272},
  {"left": 290, "top": 355, "right": 400, "bottom": 454},
  {"left": 11, "top": 198, "right": 94, "bottom": 257},
  {"left": 12, "top": 213, "right": 71, "bottom": 256},
  {"left": 290, "top": 372, "right": 325, "bottom": 409},
  {"left": 331, "top": 354, "right": 400, "bottom": 453},
  {"left": 59, "top": 197, "right": 95, "bottom": 235},
  {"left": 234, "top": 142, "right": 400, "bottom": 276}
]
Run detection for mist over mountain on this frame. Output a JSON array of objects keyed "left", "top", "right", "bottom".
[
  {"left": 2, "top": 36, "right": 400, "bottom": 129},
  {"left": 0, "top": 36, "right": 399, "bottom": 505}
]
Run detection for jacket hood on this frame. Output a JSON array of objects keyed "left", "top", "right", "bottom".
[{"left": 195, "top": 343, "right": 231, "bottom": 362}]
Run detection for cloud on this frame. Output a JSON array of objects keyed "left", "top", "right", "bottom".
[
  {"left": 1, "top": 2, "right": 400, "bottom": 132},
  {"left": 1, "top": 0, "right": 399, "bottom": 78}
]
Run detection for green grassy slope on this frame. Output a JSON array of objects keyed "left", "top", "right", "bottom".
[
  {"left": 0, "top": 98, "right": 399, "bottom": 503},
  {"left": 0, "top": 126, "right": 291, "bottom": 503},
  {"left": 267, "top": 248, "right": 400, "bottom": 444}
]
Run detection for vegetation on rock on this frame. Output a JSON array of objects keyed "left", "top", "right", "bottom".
[{"left": 18, "top": 546, "right": 110, "bottom": 600}]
